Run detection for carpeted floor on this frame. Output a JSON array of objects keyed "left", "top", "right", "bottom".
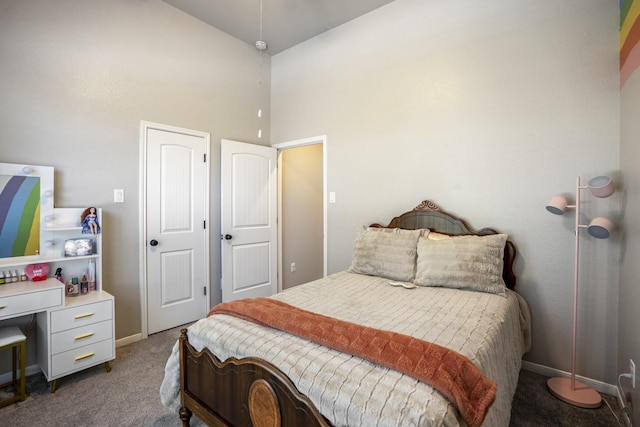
[
  {"left": 511, "top": 369, "right": 624, "bottom": 426},
  {"left": 0, "top": 324, "right": 626, "bottom": 426}
]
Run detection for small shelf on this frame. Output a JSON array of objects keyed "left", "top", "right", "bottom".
[
  {"left": 0, "top": 208, "right": 101, "bottom": 277},
  {"left": 0, "top": 256, "right": 45, "bottom": 269},
  {"left": 0, "top": 254, "right": 99, "bottom": 269},
  {"left": 44, "top": 226, "right": 82, "bottom": 232}
]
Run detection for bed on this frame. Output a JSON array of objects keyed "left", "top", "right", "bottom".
[{"left": 160, "top": 200, "right": 531, "bottom": 427}]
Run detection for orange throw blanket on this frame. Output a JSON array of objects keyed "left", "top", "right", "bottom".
[{"left": 208, "top": 298, "right": 496, "bottom": 427}]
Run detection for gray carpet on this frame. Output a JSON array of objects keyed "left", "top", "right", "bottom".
[{"left": 0, "top": 325, "right": 625, "bottom": 426}]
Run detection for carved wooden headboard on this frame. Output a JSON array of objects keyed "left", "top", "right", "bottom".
[{"left": 370, "top": 200, "right": 517, "bottom": 290}]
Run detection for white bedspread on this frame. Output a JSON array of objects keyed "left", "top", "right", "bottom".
[{"left": 160, "top": 271, "right": 531, "bottom": 427}]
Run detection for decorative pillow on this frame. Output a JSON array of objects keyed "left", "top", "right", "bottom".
[
  {"left": 349, "top": 227, "right": 424, "bottom": 282},
  {"left": 414, "top": 234, "right": 508, "bottom": 295}
]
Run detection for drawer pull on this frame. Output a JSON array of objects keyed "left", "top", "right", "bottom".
[
  {"left": 0, "top": 306, "right": 5, "bottom": 310},
  {"left": 74, "top": 312, "right": 95, "bottom": 319},
  {"left": 74, "top": 332, "right": 94, "bottom": 340},
  {"left": 75, "top": 352, "right": 95, "bottom": 361}
]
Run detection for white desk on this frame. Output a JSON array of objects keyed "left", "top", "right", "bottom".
[
  {"left": 0, "top": 279, "right": 114, "bottom": 392},
  {"left": 0, "top": 279, "right": 64, "bottom": 320}
]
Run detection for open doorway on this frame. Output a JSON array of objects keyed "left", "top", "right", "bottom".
[{"left": 274, "top": 136, "right": 327, "bottom": 291}]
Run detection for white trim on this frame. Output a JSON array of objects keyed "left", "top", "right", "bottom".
[
  {"left": 139, "top": 122, "right": 148, "bottom": 340},
  {"left": 521, "top": 360, "right": 617, "bottom": 396},
  {"left": 276, "top": 150, "right": 284, "bottom": 293},
  {"left": 139, "top": 120, "right": 211, "bottom": 339},
  {"left": 272, "top": 135, "right": 327, "bottom": 150},
  {"left": 116, "top": 333, "right": 143, "bottom": 348},
  {"left": 273, "top": 135, "right": 328, "bottom": 291}
]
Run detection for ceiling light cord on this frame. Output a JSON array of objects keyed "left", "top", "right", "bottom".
[
  {"left": 256, "top": 0, "right": 265, "bottom": 138},
  {"left": 256, "top": 0, "right": 264, "bottom": 84},
  {"left": 259, "top": 0, "right": 263, "bottom": 43}
]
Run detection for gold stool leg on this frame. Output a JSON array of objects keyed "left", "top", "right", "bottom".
[
  {"left": 12, "top": 346, "right": 17, "bottom": 386},
  {"left": 18, "top": 341, "right": 26, "bottom": 401},
  {"left": 0, "top": 340, "right": 26, "bottom": 407}
]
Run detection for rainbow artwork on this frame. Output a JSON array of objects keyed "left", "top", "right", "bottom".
[
  {"left": 0, "top": 174, "right": 41, "bottom": 258},
  {"left": 621, "top": 0, "right": 640, "bottom": 88}
]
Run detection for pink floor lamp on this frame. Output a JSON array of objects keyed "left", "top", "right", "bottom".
[{"left": 545, "top": 175, "right": 615, "bottom": 408}]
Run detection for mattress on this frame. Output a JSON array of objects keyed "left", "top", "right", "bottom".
[{"left": 161, "top": 271, "right": 531, "bottom": 426}]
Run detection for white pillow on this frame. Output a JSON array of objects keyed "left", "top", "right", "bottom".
[
  {"left": 349, "top": 227, "right": 424, "bottom": 282},
  {"left": 414, "top": 234, "right": 507, "bottom": 295}
]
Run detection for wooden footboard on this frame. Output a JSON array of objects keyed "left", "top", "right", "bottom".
[{"left": 178, "top": 329, "right": 331, "bottom": 427}]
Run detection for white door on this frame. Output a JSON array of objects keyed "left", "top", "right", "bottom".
[
  {"left": 221, "top": 139, "right": 277, "bottom": 302},
  {"left": 143, "top": 122, "right": 210, "bottom": 334}
]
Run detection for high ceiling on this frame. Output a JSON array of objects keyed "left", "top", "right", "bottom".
[{"left": 163, "top": 0, "right": 395, "bottom": 55}]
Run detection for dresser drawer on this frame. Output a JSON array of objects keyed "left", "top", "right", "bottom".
[
  {"left": 51, "top": 338, "right": 114, "bottom": 378},
  {"left": 51, "top": 300, "right": 113, "bottom": 333},
  {"left": 0, "top": 287, "right": 63, "bottom": 320},
  {"left": 51, "top": 319, "right": 113, "bottom": 355}
]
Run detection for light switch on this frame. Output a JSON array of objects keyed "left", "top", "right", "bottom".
[
  {"left": 114, "top": 189, "right": 125, "bottom": 204},
  {"left": 329, "top": 192, "right": 336, "bottom": 203}
]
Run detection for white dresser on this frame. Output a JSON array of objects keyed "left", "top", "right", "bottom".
[{"left": 36, "top": 290, "right": 114, "bottom": 391}]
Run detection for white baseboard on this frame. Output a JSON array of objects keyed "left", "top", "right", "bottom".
[
  {"left": 115, "top": 333, "right": 142, "bottom": 348},
  {"left": 522, "top": 360, "right": 617, "bottom": 396}
]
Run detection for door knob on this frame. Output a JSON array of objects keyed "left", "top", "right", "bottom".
[
  {"left": 150, "top": 239, "right": 159, "bottom": 246},
  {"left": 224, "top": 234, "right": 232, "bottom": 240}
]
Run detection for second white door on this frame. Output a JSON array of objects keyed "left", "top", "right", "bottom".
[{"left": 221, "top": 139, "right": 277, "bottom": 302}]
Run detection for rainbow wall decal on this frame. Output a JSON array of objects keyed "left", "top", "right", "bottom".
[
  {"left": 0, "top": 174, "right": 41, "bottom": 258},
  {"left": 621, "top": 0, "right": 640, "bottom": 88}
]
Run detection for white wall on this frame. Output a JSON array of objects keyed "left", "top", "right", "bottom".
[
  {"left": 272, "top": 0, "right": 620, "bottom": 384},
  {"left": 0, "top": 0, "right": 270, "bottom": 340},
  {"left": 620, "top": 57, "right": 640, "bottom": 424}
]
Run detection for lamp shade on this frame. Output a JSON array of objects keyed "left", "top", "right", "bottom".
[
  {"left": 587, "top": 216, "right": 614, "bottom": 239},
  {"left": 546, "top": 195, "right": 568, "bottom": 215},
  {"left": 587, "top": 176, "right": 614, "bottom": 198}
]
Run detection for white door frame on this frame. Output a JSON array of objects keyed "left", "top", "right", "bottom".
[
  {"left": 139, "top": 120, "right": 211, "bottom": 339},
  {"left": 272, "top": 135, "right": 327, "bottom": 292}
]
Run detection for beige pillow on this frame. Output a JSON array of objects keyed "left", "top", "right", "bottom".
[
  {"left": 349, "top": 227, "right": 424, "bottom": 282},
  {"left": 414, "top": 234, "right": 507, "bottom": 295}
]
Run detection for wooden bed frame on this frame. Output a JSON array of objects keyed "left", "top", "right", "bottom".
[{"left": 178, "top": 200, "right": 517, "bottom": 426}]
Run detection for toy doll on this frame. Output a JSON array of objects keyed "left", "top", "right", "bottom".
[
  {"left": 55, "top": 267, "right": 64, "bottom": 283},
  {"left": 81, "top": 206, "right": 100, "bottom": 235}
]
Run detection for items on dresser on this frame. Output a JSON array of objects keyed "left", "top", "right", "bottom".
[
  {"left": 0, "top": 269, "right": 28, "bottom": 284},
  {"left": 24, "top": 263, "right": 49, "bottom": 282}
]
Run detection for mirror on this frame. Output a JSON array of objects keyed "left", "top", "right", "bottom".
[{"left": 0, "top": 162, "right": 54, "bottom": 260}]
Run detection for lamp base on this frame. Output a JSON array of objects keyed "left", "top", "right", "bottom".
[{"left": 547, "top": 377, "right": 602, "bottom": 408}]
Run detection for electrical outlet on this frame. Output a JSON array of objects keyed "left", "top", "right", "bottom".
[
  {"left": 290, "top": 262, "right": 296, "bottom": 273},
  {"left": 631, "top": 359, "right": 636, "bottom": 388}
]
